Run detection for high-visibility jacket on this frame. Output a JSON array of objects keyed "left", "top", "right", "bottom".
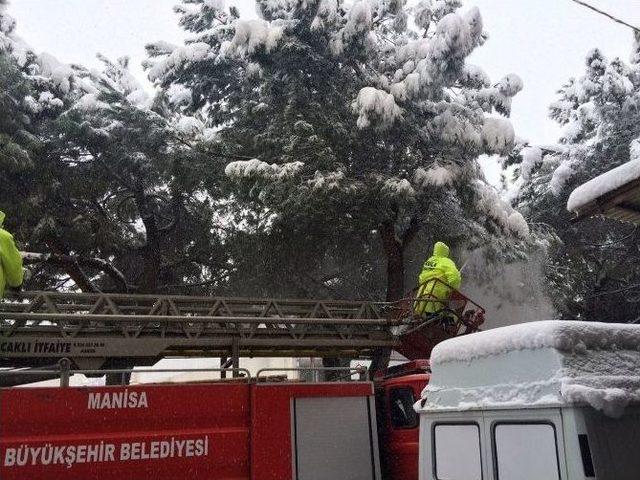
[
  {"left": 414, "top": 241, "right": 461, "bottom": 314},
  {"left": 0, "top": 211, "right": 23, "bottom": 297}
]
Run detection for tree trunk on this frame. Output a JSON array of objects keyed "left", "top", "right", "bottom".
[
  {"left": 134, "top": 187, "right": 162, "bottom": 293},
  {"left": 379, "top": 222, "right": 406, "bottom": 302},
  {"left": 370, "top": 219, "right": 422, "bottom": 380},
  {"left": 371, "top": 222, "right": 408, "bottom": 379}
]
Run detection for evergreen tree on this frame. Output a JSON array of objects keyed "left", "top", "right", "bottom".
[
  {"left": 512, "top": 35, "right": 640, "bottom": 322},
  {"left": 0, "top": 4, "right": 229, "bottom": 292},
  {"left": 147, "top": 0, "right": 529, "bottom": 301}
]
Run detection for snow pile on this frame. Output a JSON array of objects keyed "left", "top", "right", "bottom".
[
  {"left": 420, "top": 321, "right": 640, "bottom": 417},
  {"left": 550, "top": 158, "right": 577, "bottom": 195},
  {"left": 507, "top": 211, "right": 529, "bottom": 238},
  {"left": 567, "top": 158, "right": 640, "bottom": 213},
  {"left": 431, "top": 321, "right": 640, "bottom": 363},
  {"left": 175, "top": 116, "right": 204, "bottom": 135},
  {"left": 36, "top": 52, "right": 75, "bottom": 94},
  {"left": 460, "top": 64, "right": 490, "bottom": 88},
  {"left": 0, "top": 3, "right": 30, "bottom": 66},
  {"left": 311, "top": 0, "right": 339, "bottom": 31},
  {"left": 306, "top": 170, "right": 347, "bottom": 191},
  {"left": 520, "top": 146, "right": 543, "bottom": 181},
  {"left": 414, "top": 164, "right": 457, "bottom": 187},
  {"left": 353, "top": 87, "right": 402, "bottom": 129},
  {"left": 395, "top": 10, "right": 483, "bottom": 92},
  {"left": 147, "top": 42, "right": 210, "bottom": 82},
  {"left": 344, "top": 1, "right": 372, "bottom": 36},
  {"left": 474, "top": 181, "right": 530, "bottom": 237},
  {"left": 413, "top": 1, "right": 432, "bottom": 29},
  {"left": 225, "top": 159, "right": 304, "bottom": 180},
  {"left": 97, "top": 55, "right": 152, "bottom": 108},
  {"left": 429, "top": 13, "right": 472, "bottom": 61},
  {"left": 75, "top": 93, "right": 109, "bottom": 112},
  {"left": 204, "top": 0, "right": 225, "bottom": 10},
  {"left": 481, "top": 117, "right": 515, "bottom": 155},
  {"left": 497, "top": 73, "right": 524, "bottom": 97},
  {"left": 229, "top": 20, "right": 283, "bottom": 55},
  {"left": 329, "top": 0, "right": 372, "bottom": 54},
  {"left": 631, "top": 138, "right": 640, "bottom": 162},
  {"left": 166, "top": 84, "right": 193, "bottom": 107},
  {"left": 383, "top": 178, "right": 415, "bottom": 199}
]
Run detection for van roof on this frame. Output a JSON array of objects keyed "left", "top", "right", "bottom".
[{"left": 417, "top": 320, "right": 640, "bottom": 418}]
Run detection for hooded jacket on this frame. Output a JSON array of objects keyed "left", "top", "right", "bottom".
[
  {"left": 0, "top": 211, "right": 23, "bottom": 297},
  {"left": 414, "top": 241, "right": 461, "bottom": 314}
]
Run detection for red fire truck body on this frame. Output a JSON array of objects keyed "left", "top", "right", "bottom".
[
  {"left": 0, "top": 366, "right": 429, "bottom": 480},
  {"left": 0, "top": 286, "right": 482, "bottom": 479}
]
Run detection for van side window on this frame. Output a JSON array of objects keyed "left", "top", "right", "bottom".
[
  {"left": 493, "top": 423, "right": 560, "bottom": 480},
  {"left": 433, "top": 423, "right": 482, "bottom": 480},
  {"left": 389, "top": 388, "right": 419, "bottom": 429}
]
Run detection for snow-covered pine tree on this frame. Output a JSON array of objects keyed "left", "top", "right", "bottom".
[
  {"left": 0, "top": 24, "right": 33, "bottom": 189},
  {"left": 2, "top": 2, "right": 230, "bottom": 293},
  {"left": 512, "top": 34, "right": 640, "bottom": 322},
  {"left": 147, "top": 0, "right": 530, "bottom": 301},
  {"left": 33, "top": 54, "right": 231, "bottom": 293},
  {"left": 147, "top": 0, "right": 529, "bottom": 301}
]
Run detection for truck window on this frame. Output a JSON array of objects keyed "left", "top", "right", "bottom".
[
  {"left": 493, "top": 423, "right": 560, "bottom": 480},
  {"left": 433, "top": 423, "right": 482, "bottom": 480},
  {"left": 389, "top": 387, "right": 419, "bottom": 429}
]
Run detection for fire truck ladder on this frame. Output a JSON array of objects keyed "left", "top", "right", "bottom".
[{"left": 0, "top": 291, "right": 395, "bottom": 371}]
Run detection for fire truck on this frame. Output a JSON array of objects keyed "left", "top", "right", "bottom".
[{"left": 0, "top": 282, "right": 484, "bottom": 480}]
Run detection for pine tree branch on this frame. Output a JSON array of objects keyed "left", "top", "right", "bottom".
[
  {"left": 22, "top": 252, "right": 131, "bottom": 293},
  {"left": 569, "top": 0, "right": 640, "bottom": 33}
]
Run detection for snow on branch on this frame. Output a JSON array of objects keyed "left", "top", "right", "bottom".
[
  {"left": 225, "top": 158, "right": 304, "bottom": 180},
  {"left": 414, "top": 164, "right": 458, "bottom": 187},
  {"left": 481, "top": 117, "right": 515, "bottom": 155},
  {"left": 306, "top": 170, "right": 348, "bottom": 191},
  {"left": 474, "top": 180, "right": 529, "bottom": 237},
  {"left": 36, "top": 52, "right": 75, "bottom": 94},
  {"left": 383, "top": 178, "right": 415, "bottom": 200},
  {"left": 147, "top": 42, "right": 211, "bottom": 82},
  {"left": 228, "top": 19, "right": 283, "bottom": 56},
  {"left": 353, "top": 87, "right": 402, "bottom": 129}
]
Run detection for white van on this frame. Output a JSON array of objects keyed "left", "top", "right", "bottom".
[{"left": 416, "top": 320, "right": 640, "bottom": 480}]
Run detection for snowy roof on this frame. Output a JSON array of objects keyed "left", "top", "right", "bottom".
[
  {"left": 567, "top": 158, "right": 640, "bottom": 224},
  {"left": 417, "top": 321, "right": 640, "bottom": 417}
]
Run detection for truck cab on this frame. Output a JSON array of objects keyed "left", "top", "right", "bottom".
[
  {"left": 376, "top": 360, "right": 430, "bottom": 480},
  {"left": 416, "top": 320, "right": 640, "bottom": 480}
]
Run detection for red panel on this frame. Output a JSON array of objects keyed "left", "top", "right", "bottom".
[
  {"left": 0, "top": 383, "right": 250, "bottom": 480},
  {"left": 0, "top": 381, "right": 375, "bottom": 480},
  {"left": 250, "top": 382, "right": 374, "bottom": 480}
]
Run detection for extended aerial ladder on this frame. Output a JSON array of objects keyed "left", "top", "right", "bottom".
[{"left": 0, "top": 281, "right": 485, "bottom": 385}]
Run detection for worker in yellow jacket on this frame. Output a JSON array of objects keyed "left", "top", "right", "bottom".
[
  {"left": 0, "top": 210, "right": 23, "bottom": 297},
  {"left": 414, "top": 241, "right": 461, "bottom": 314}
]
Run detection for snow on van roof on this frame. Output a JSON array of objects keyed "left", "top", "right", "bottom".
[
  {"left": 431, "top": 320, "right": 640, "bottom": 364},
  {"left": 418, "top": 321, "right": 640, "bottom": 417}
]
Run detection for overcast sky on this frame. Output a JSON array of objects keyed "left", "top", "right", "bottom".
[{"left": 7, "top": 0, "right": 640, "bottom": 182}]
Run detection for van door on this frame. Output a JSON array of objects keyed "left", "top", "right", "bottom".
[{"left": 482, "top": 408, "right": 567, "bottom": 480}]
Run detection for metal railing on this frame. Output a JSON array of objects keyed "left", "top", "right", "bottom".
[
  {"left": 0, "top": 358, "right": 251, "bottom": 387},
  {"left": 0, "top": 359, "right": 371, "bottom": 387},
  {"left": 0, "top": 291, "right": 394, "bottom": 365},
  {"left": 255, "top": 366, "right": 368, "bottom": 382}
]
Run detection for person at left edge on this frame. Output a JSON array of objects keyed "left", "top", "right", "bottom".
[{"left": 0, "top": 210, "right": 24, "bottom": 297}]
